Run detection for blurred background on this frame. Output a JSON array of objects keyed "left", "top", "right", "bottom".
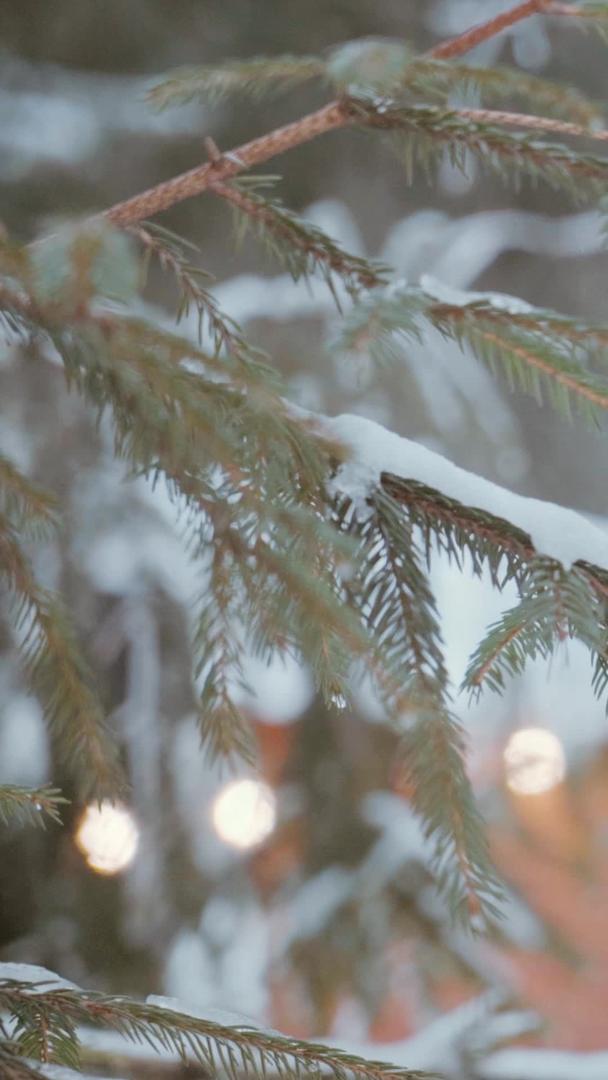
[{"left": 1, "top": 2, "right": 608, "bottom": 1077}]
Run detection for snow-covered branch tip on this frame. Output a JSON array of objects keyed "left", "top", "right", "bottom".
[
  {"left": 315, "top": 411, "right": 608, "bottom": 574},
  {"left": 0, "top": 964, "right": 434, "bottom": 1080}
]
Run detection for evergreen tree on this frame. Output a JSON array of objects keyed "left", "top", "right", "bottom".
[{"left": 1, "top": 1, "right": 608, "bottom": 1076}]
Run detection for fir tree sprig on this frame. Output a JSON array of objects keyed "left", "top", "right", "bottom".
[
  {"left": 428, "top": 305, "right": 608, "bottom": 426},
  {"left": 0, "top": 975, "right": 437, "bottom": 1080},
  {"left": 210, "top": 176, "right": 387, "bottom": 299},
  {"left": 147, "top": 55, "right": 325, "bottom": 110},
  {"left": 0, "top": 456, "right": 59, "bottom": 540},
  {"left": 98, "top": 2, "right": 607, "bottom": 229},
  {"left": 128, "top": 220, "right": 276, "bottom": 373},
  {"left": 0, "top": 1047, "right": 49, "bottom": 1080},
  {"left": 3, "top": 227, "right": 376, "bottom": 767},
  {"left": 337, "top": 282, "right": 608, "bottom": 427},
  {"left": 0, "top": 785, "right": 67, "bottom": 829},
  {"left": 463, "top": 565, "right": 607, "bottom": 701},
  {"left": 349, "top": 98, "right": 608, "bottom": 196},
  {"left": 341, "top": 490, "right": 503, "bottom": 924},
  {"left": 402, "top": 58, "right": 603, "bottom": 127},
  {"left": 381, "top": 470, "right": 608, "bottom": 603},
  {"left": 1, "top": 0, "right": 607, "bottom": 962},
  {"left": 0, "top": 512, "right": 124, "bottom": 800}
]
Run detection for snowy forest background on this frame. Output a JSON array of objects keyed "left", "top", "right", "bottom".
[{"left": 1, "top": 2, "right": 608, "bottom": 1077}]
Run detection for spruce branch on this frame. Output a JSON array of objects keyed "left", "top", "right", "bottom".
[
  {"left": 101, "top": 1, "right": 584, "bottom": 229},
  {"left": 147, "top": 54, "right": 325, "bottom": 110},
  {"left": 339, "top": 490, "right": 503, "bottom": 924},
  {"left": 104, "top": 101, "right": 351, "bottom": 228},
  {"left": 463, "top": 565, "right": 607, "bottom": 699},
  {"left": 428, "top": 0, "right": 553, "bottom": 61},
  {"left": 0, "top": 456, "right": 58, "bottom": 540},
  {"left": 403, "top": 59, "right": 603, "bottom": 127},
  {"left": 127, "top": 220, "right": 275, "bottom": 370},
  {"left": 439, "top": 106, "right": 608, "bottom": 144},
  {"left": 351, "top": 99, "right": 608, "bottom": 195},
  {"left": 0, "top": 513, "right": 124, "bottom": 799},
  {"left": 427, "top": 306, "right": 608, "bottom": 426},
  {"left": 0, "top": 976, "right": 437, "bottom": 1080},
  {"left": 209, "top": 177, "right": 386, "bottom": 297},
  {"left": 338, "top": 282, "right": 608, "bottom": 426},
  {"left": 0, "top": 1047, "right": 49, "bottom": 1080},
  {"left": 0, "top": 785, "right": 67, "bottom": 829},
  {"left": 380, "top": 470, "right": 608, "bottom": 601}
]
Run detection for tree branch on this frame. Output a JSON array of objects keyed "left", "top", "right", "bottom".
[
  {"left": 428, "top": 0, "right": 553, "bottom": 61},
  {"left": 445, "top": 106, "right": 608, "bottom": 142},
  {"left": 102, "top": 0, "right": 576, "bottom": 229},
  {"left": 105, "top": 101, "right": 351, "bottom": 227}
]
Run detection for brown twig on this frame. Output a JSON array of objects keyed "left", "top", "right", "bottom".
[
  {"left": 428, "top": 0, "right": 552, "bottom": 60},
  {"left": 449, "top": 106, "right": 608, "bottom": 142},
  {"left": 102, "top": 0, "right": 579, "bottom": 229},
  {"left": 105, "top": 100, "right": 350, "bottom": 227}
]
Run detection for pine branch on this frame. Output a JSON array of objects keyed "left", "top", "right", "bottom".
[
  {"left": 339, "top": 490, "right": 503, "bottom": 924},
  {"left": 104, "top": 100, "right": 351, "bottom": 228},
  {"left": 338, "top": 281, "right": 608, "bottom": 426},
  {"left": 127, "top": 220, "right": 276, "bottom": 371},
  {"left": 210, "top": 177, "right": 386, "bottom": 297},
  {"left": 427, "top": 305, "right": 608, "bottom": 426},
  {"left": 0, "top": 1046, "right": 49, "bottom": 1080},
  {"left": 193, "top": 514, "right": 258, "bottom": 765},
  {"left": 0, "top": 456, "right": 58, "bottom": 540},
  {"left": 351, "top": 99, "right": 608, "bottom": 196},
  {"left": 100, "top": 2, "right": 584, "bottom": 229},
  {"left": 0, "top": 513, "right": 124, "bottom": 799},
  {"left": 403, "top": 59, "right": 603, "bottom": 126},
  {"left": 381, "top": 473, "right": 533, "bottom": 587},
  {"left": 463, "top": 565, "right": 607, "bottom": 699},
  {"left": 2, "top": 243, "right": 372, "bottom": 772},
  {"left": 0, "top": 785, "right": 67, "bottom": 829},
  {"left": 428, "top": 0, "right": 553, "bottom": 60},
  {"left": 0, "top": 976, "right": 437, "bottom": 1080},
  {"left": 147, "top": 54, "right": 325, "bottom": 109},
  {"left": 381, "top": 471, "right": 608, "bottom": 605},
  {"left": 443, "top": 105, "right": 608, "bottom": 143}
]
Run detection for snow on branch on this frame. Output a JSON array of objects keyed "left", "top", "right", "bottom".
[
  {"left": 314, "top": 411, "right": 608, "bottom": 572},
  {"left": 0, "top": 965, "right": 433, "bottom": 1080}
]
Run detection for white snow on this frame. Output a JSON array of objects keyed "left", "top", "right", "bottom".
[
  {"left": 229, "top": 652, "right": 314, "bottom": 725},
  {"left": 420, "top": 273, "right": 535, "bottom": 315},
  {"left": 481, "top": 1048, "right": 608, "bottom": 1080},
  {"left": 318, "top": 411, "right": 608, "bottom": 570},
  {"left": 327, "top": 991, "right": 504, "bottom": 1073},
  {"left": 0, "top": 962, "right": 79, "bottom": 992},
  {"left": 146, "top": 995, "right": 263, "bottom": 1029},
  {"left": 36, "top": 1067, "right": 126, "bottom": 1080}
]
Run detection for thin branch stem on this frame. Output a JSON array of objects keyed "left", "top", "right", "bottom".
[
  {"left": 452, "top": 106, "right": 608, "bottom": 142},
  {"left": 105, "top": 101, "right": 350, "bottom": 227},
  {"left": 428, "top": 0, "right": 553, "bottom": 60},
  {"left": 102, "top": 0, "right": 578, "bottom": 229}
]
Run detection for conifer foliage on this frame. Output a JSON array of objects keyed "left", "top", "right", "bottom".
[{"left": 1, "top": 1, "right": 608, "bottom": 1076}]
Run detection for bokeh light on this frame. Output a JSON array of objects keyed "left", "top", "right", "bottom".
[
  {"left": 75, "top": 801, "right": 139, "bottom": 875},
  {"left": 504, "top": 727, "right": 566, "bottom": 796},
  {"left": 211, "top": 779, "right": 276, "bottom": 849}
]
